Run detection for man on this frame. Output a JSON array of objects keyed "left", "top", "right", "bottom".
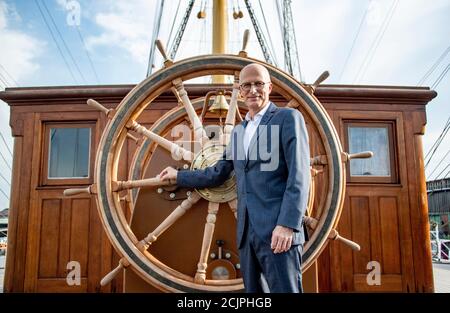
[{"left": 159, "top": 63, "right": 310, "bottom": 293}]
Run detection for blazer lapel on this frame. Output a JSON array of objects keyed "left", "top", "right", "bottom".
[
  {"left": 246, "top": 102, "right": 277, "bottom": 166},
  {"left": 235, "top": 119, "right": 247, "bottom": 162}
]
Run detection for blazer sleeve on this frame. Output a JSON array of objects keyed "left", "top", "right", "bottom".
[
  {"left": 276, "top": 109, "right": 311, "bottom": 232},
  {"left": 177, "top": 148, "right": 234, "bottom": 189}
]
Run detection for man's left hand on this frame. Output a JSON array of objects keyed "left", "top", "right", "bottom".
[{"left": 271, "top": 225, "right": 294, "bottom": 254}]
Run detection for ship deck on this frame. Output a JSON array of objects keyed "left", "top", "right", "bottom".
[{"left": 432, "top": 262, "right": 450, "bottom": 293}]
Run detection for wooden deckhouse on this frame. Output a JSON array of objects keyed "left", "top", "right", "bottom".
[{"left": 0, "top": 82, "right": 437, "bottom": 292}]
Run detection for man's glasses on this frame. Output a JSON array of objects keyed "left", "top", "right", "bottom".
[{"left": 239, "top": 81, "right": 270, "bottom": 92}]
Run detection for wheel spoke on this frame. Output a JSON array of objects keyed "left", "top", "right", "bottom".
[
  {"left": 112, "top": 176, "right": 174, "bottom": 192},
  {"left": 100, "top": 258, "right": 130, "bottom": 286},
  {"left": 304, "top": 216, "right": 361, "bottom": 251},
  {"left": 308, "top": 167, "right": 324, "bottom": 216},
  {"left": 227, "top": 199, "right": 237, "bottom": 219},
  {"left": 127, "top": 120, "right": 194, "bottom": 161},
  {"left": 221, "top": 73, "right": 240, "bottom": 145},
  {"left": 307, "top": 168, "right": 316, "bottom": 216},
  {"left": 136, "top": 192, "right": 201, "bottom": 251},
  {"left": 286, "top": 99, "right": 300, "bottom": 109},
  {"left": 194, "top": 201, "right": 220, "bottom": 284},
  {"left": 172, "top": 78, "right": 209, "bottom": 145}
]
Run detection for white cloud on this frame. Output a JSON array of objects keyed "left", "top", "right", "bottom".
[
  {"left": 292, "top": 0, "right": 360, "bottom": 83},
  {"left": 329, "top": 0, "right": 450, "bottom": 85},
  {"left": 290, "top": 0, "right": 450, "bottom": 85},
  {"left": 0, "top": 1, "right": 43, "bottom": 85},
  {"left": 0, "top": 1, "right": 5, "bottom": 29},
  {"left": 0, "top": 0, "right": 43, "bottom": 209},
  {"left": 56, "top": 0, "right": 68, "bottom": 8},
  {"left": 86, "top": 0, "right": 155, "bottom": 64},
  {"left": 354, "top": 0, "right": 450, "bottom": 85},
  {"left": 0, "top": 0, "right": 43, "bottom": 133}
]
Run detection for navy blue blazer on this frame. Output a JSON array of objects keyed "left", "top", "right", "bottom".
[{"left": 177, "top": 102, "right": 310, "bottom": 249}]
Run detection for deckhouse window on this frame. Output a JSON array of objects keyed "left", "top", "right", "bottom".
[
  {"left": 344, "top": 121, "right": 398, "bottom": 183},
  {"left": 42, "top": 123, "right": 94, "bottom": 185},
  {"left": 48, "top": 127, "right": 90, "bottom": 178}
]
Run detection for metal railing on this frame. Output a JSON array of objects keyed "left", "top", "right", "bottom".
[
  {"left": 0, "top": 227, "right": 6, "bottom": 256},
  {"left": 431, "top": 224, "right": 450, "bottom": 263},
  {"left": 427, "top": 178, "right": 450, "bottom": 193}
]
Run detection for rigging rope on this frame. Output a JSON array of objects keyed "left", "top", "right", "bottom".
[
  {"left": 167, "top": 0, "right": 182, "bottom": 55},
  {"left": 258, "top": 0, "right": 278, "bottom": 63},
  {"left": 427, "top": 147, "right": 450, "bottom": 179},
  {"left": 353, "top": 0, "right": 399, "bottom": 83},
  {"left": 41, "top": 0, "right": 87, "bottom": 83},
  {"left": 0, "top": 63, "right": 19, "bottom": 87},
  {"left": 34, "top": 0, "right": 78, "bottom": 83},
  {"left": 76, "top": 26, "right": 100, "bottom": 83},
  {"left": 168, "top": 0, "right": 196, "bottom": 60},
  {"left": 146, "top": 0, "right": 165, "bottom": 77},
  {"left": 338, "top": 1, "right": 372, "bottom": 83},
  {"left": 417, "top": 45, "right": 450, "bottom": 86},
  {"left": 243, "top": 0, "right": 276, "bottom": 65},
  {"left": 425, "top": 116, "right": 450, "bottom": 171},
  {"left": 431, "top": 63, "right": 450, "bottom": 89},
  {"left": 0, "top": 133, "right": 12, "bottom": 157}
]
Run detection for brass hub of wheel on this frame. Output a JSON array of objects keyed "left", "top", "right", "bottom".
[{"left": 191, "top": 142, "right": 237, "bottom": 203}]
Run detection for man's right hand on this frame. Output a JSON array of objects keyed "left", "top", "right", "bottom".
[{"left": 159, "top": 166, "right": 178, "bottom": 183}]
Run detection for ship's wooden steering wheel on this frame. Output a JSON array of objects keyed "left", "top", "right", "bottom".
[{"left": 65, "top": 33, "right": 369, "bottom": 292}]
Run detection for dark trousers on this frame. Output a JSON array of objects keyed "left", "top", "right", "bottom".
[{"left": 239, "top": 220, "right": 303, "bottom": 293}]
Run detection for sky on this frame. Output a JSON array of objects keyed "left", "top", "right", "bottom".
[{"left": 0, "top": 0, "right": 449, "bottom": 210}]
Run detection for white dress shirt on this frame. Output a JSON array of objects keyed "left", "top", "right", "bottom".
[{"left": 243, "top": 103, "right": 271, "bottom": 156}]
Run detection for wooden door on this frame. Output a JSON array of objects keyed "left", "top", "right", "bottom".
[
  {"left": 22, "top": 111, "right": 116, "bottom": 292},
  {"left": 318, "top": 109, "right": 427, "bottom": 292}
]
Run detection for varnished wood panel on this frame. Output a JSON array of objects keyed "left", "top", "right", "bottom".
[
  {"left": 369, "top": 196, "right": 382, "bottom": 270},
  {"left": 338, "top": 194, "right": 354, "bottom": 291},
  {"left": 5, "top": 115, "right": 36, "bottom": 292},
  {"left": 350, "top": 197, "right": 370, "bottom": 274},
  {"left": 57, "top": 199, "right": 71, "bottom": 277},
  {"left": 31, "top": 195, "right": 94, "bottom": 291},
  {"left": 36, "top": 278, "right": 87, "bottom": 293},
  {"left": 354, "top": 274, "right": 402, "bottom": 292},
  {"left": 3, "top": 135, "right": 24, "bottom": 292},
  {"left": 379, "top": 197, "right": 401, "bottom": 274},
  {"left": 70, "top": 198, "right": 90, "bottom": 277},
  {"left": 317, "top": 243, "right": 331, "bottom": 292},
  {"left": 38, "top": 199, "right": 61, "bottom": 278},
  {"left": 87, "top": 194, "right": 103, "bottom": 292}
]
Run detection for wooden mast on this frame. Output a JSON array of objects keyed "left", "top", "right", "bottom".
[{"left": 212, "top": 0, "right": 228, "bottom": 84}]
